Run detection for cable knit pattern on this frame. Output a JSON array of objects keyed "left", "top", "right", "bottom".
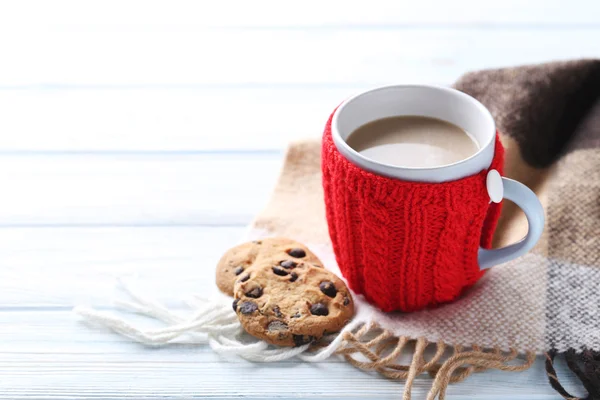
[{"left": 321, "top": 112, "right": 505, "bottom": 312}]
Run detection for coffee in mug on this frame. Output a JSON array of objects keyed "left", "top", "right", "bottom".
[{"left": 345, "top": 116, "right": 479, "bottom": 168}]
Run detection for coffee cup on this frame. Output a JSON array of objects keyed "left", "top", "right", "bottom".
[{"left": 321, "top": 85, "right": 544, "bottom": 312}]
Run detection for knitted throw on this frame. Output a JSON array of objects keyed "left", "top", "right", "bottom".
[
  {"left": 322, "top": 121, "right": 504, "bottom": 312},
  {"left": 251, "top": 59, "right": 600, "bottom": 399}
]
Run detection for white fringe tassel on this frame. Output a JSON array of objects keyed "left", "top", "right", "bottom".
[{"left": 73, "top": 279, "right": 359, "bottom": 363}]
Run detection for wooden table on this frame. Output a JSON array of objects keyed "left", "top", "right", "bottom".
[{"left": 1, "top": 1, "right": 598, "bottom": 398}]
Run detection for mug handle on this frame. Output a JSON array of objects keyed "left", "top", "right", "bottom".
[{"left": 478, "top": 171, "right": 545, "bottom": 270}]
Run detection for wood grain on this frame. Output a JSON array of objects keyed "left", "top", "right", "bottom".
[
  {"left": 0, "top": 154, "right": 281, "bottom": 225},
  {"left": 0, "top": 227, "right": 243, "bottom": 306},
  {"left": 0, "top": 88, "right": 353, "bottom": 151},
  {"left": 2, "top": 0, "right": 599, "bottom": 28},
  {"left": 0, "top": 227, "right": 583, "bottom": 399},
  {"left": 1, "top": 29, "right": 598, "bottom": 86}
]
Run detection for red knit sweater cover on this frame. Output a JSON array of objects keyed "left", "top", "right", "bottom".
[{"left": 322, "top": 112, "right": 504, "bottom": 312}]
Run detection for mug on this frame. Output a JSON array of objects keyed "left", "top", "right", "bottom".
[{"left": 321, "top": 85, "right": 544, "bottom": 312}]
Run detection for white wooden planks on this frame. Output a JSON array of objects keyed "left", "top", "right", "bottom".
[
  {"left": 1, "top": 0, "right": 599, "bottom": 28},
  {"left": 0, "top": 154, "right": 281, "bottom": 225},
  {"left": 0, "top": 226, "right": 243, "bottom": 307},
  {"left": 0, "top": 3, "right": 596, "bottom": 153},
  {"left": 0, "top": 26, "right": 595, "bottom": 152},
  {"left": 0, "top": 227, "right": 583, "bottom": 399},
  {"left": 0, "top": 88, "right": 349, "bottom": 151},
  {"left": 0, "top": 345, "right": 573, "bottom": 400},
  {"left": 1, "top": 29, "right": 597, "bottom": 86},
  {"left": 0, "top": 312, "right": 579, "bottom": 400}
]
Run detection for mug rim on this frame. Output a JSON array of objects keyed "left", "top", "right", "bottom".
[{"left": 331, "top": 84, "right": 496, "bottom": 179}]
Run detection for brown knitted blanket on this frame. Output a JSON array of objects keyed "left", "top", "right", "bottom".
[{"left": 250, "top": 59, "right": 600, "bottom": 399}]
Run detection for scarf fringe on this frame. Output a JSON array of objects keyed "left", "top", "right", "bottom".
[
  {"left": 333, "top": 322, "right": 535, "bottom": 400},
  {"left": 73, "top": 279, "right": 535, "bottom": 399}
]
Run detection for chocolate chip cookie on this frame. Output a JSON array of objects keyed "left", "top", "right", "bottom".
[
  {"left": 216, "top": 237, "right": 323, "bottom": 296},
  {"left": 232, "top": 262, "right": 354, "bottom": 347}
]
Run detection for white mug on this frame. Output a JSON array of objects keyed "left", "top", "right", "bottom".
[{"left": 331, "top": 85, "right": 545, "bottom": 269}]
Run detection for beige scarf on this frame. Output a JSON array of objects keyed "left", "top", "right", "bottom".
[{"left": 250, "top": 60, "right": 600, "bottom": 399}]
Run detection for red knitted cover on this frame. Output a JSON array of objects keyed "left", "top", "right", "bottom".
[{"left": 321, "top": 112, "right": 505, "bottom": 312}]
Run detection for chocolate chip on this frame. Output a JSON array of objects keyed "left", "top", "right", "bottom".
[
  {"left": 273, "top": 306, "right": 283, "bottom": 318},
  {"left": 291, "top": 312, "right": 301, "bottom": 318},
  {"left": 246, "top": 287, "right": 263, "bottom": 298},
  {"left": 239, "top": 273, "right": 250, "bottom": 283},
  {"left": 310, "top": 303, "right": 329, "bottom": 316},
  {"left": 343, "top": 296, "right": 350, "bottom": 306},
  {"left": 293, "top": 334, "right": 315, "bottom": 346},
  {"left": 252, "top": 240, "right": 262, "bottom": 244},
  {"left": 289, "top": 272, "right": 298, "bottom": 282},
  {"left": 239, "top": 301, "right": 258, "bottom": 315},
  {"left": 280, "top": 260, "right": 297, "bottom": 269},
  {"left": 267, "top": 320, "right": 288, "bottom": 332},
  {"left": 272, "top": 266, "right": 289, "bottom": 276},
  {"left": 319, "top": 281, "right": 337, "bottom": 298},
  {"left": 287, "top": 248, "right": 306, "bottom": 258},
  {"left": 232, "top": 299, "right": 239, "bottom": 312},
  {"left": 234, "top": 266, "right": 244, "bottom": 276}
]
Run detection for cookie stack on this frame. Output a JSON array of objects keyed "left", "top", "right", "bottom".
[{"left": 216, "top": 238, "right": 355, "bottom": 347}]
